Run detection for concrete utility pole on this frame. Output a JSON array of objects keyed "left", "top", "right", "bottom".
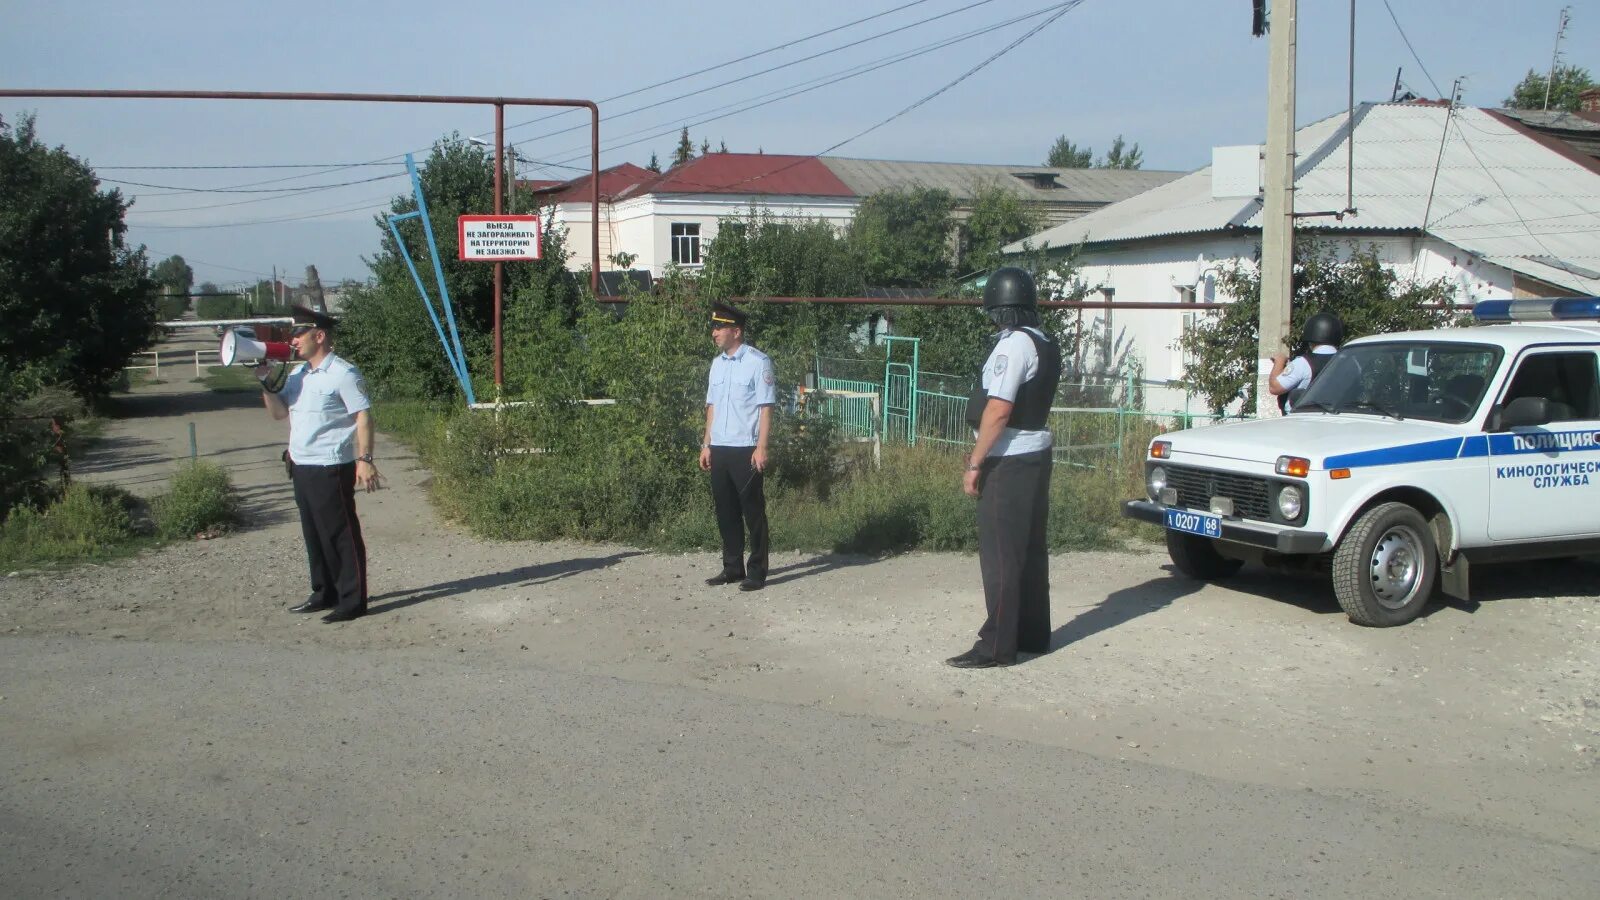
[{"left": 1257, "top": 0, "right": 1297, "bottom": 418}]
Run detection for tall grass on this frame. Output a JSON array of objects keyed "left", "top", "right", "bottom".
[
  {"left": 0, "top": 484, "right": 142, "bottom": 567},
  {"left": 379, "top": 398, "right": 1159, "bottom": 555},
  {"left": 152, "top": 462, "right": 237, "bottom": 539}
]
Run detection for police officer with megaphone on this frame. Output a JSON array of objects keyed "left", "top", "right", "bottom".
[{"left": 256, "top": 305, "right": 380, "bottom": 623}]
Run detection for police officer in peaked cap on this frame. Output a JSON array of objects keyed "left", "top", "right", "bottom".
[
  {"left": 946, "top": 267, "right": 1062, "bottom": 668},
  {"left": 700, "top": 302, "right": 776, "bottom": 591}
]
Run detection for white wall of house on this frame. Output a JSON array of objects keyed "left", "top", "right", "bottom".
[
  {"left": 1064, "top": 233, "right": 1520, "bottom": 414},
  {"left": 549, "top": 194, "right": 857, "bottom": 275}
]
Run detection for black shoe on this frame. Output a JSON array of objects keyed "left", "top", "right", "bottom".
[
  {"left": 738, "top": 578, "right": 765, "bottom": 592},
  {"left": 290, "top": 599, "right": 334, "bottom": 614},
  {"left": 705, "top": 572, "right": 745, "bottom": 586},
  {"left": 321, "top": 609, "right": 365, "bottom": 623},
  {"left": 944, "top": 649, "right": 999, "bottom": 669}
]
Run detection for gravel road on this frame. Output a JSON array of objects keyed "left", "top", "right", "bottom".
[{"left": 2, "top": 334, "right": 1596, "bottom": 896}]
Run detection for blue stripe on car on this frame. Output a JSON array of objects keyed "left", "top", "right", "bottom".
[
  {"left": 1323, "top": 438, "right": 1463, "bottom": 469},
  {"left": 1322, "top": 430, "right": 1600, "bottom": 469}
]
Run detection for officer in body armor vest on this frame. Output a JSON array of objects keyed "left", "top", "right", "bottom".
[
  {"left": 946, "top": 267, "right": 1063, "bottom": 669},
  {"left": 1270, "top": 311, "right": 1344, "bottom": 413}
]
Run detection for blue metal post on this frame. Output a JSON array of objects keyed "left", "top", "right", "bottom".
[
  {"left": 405, "top": 155, "right": 473, "bottom": 402},
  {"left": 385, "top": 211, "right": 469, "bottom": 396}
]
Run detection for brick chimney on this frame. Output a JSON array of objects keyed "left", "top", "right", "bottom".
[{"left": 1581, "top": 87, "right": 1600, "bottom": 114}]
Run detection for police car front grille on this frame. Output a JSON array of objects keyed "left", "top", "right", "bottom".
[{"left": 1165, "top": 466, "right": 1272, "bottom": 520}]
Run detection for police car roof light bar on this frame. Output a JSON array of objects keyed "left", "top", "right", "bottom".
[{"left": 1472, "top": 297, "right": 1600, "bottom": 323}]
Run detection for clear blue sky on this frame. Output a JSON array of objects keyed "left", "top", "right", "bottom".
[{"left": 2, "top": 0, "right": 1590, "bottom": 287}]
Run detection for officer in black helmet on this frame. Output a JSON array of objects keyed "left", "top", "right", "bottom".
[
  {"left": 1270, "top": 311, "right": 1344, "bottom": 412},
  {"left": 946, "top": 267, "right": 1063, "bottom": 669}
]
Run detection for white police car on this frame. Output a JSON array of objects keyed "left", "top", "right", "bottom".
[{"left": 1123, "top": 298, "right": 1600, "bottom": 626}]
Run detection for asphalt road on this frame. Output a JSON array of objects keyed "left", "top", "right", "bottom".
[{"left": 2, "top": 635, "right": 1595, "bottom": 899}]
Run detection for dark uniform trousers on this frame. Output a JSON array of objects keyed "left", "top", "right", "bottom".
[
  {"left": 292, "top": 461, "right": 368, "bottom": 615},
  {"left": 975, "top": 448, "right": 1053, "bottom": 662},
  {"left": 708, "top": 445, "right": 768, "bottom": 582}
]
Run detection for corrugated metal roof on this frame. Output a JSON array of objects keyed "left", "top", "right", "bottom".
[
  {"left": 1007, "top": 103, "right": 1600, "bottom": 293},
  {"left": 531, "top": 163, "right": 655, "bottom": 205},
  {"left": 618, "top": 154, "right": 855, "bottom": 198},
  {"left": 818, "top": 156, "right": 1180, "bottom": 204}
]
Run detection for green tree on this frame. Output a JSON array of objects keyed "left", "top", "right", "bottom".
[
  {"left": 699, "top": 138, "right": 711, "bottom": 157},
  {"left": 0, "top": 114, "right": 156, "bottom": 398},
  {"left": 960, "top": 181, "right": 1044, "bottom": 275},
  {"left": 1505, "top": 64, "right": 1596, "bottom": 112},
  {"left": 1100, "top": 135, "right": 1143, "bottom": 170},
  {"left": 699, "top": 208, "right": 866, "bottom": 383},
  {"left": 151, "top": 254, "right": 194, "bottom": 296},
  {"left": 1045, "top": 136, "right": 1093, "bottom": 168},
  {"left": 848, "top": 185, "right": 956, "bottom": 287},
  {"left": 337, "top": 135, "right": 582, "bottom": 401},
  {"left": 673, "top": 128, "right": 694, "bottom": 167},
  {"left": 647, "top": 151, "right": 662, "bottom": 173},
  {"left": 1177, "top": 242, "right": 1461, "bottom": 413}
]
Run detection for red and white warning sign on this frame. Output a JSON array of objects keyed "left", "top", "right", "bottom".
[{"left": 457, "top": 215, "right": 542, "bottom": 261}]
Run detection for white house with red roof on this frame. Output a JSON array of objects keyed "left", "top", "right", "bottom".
[{"left": 529, "top": 153, "right": 1180, "bottom": 278}]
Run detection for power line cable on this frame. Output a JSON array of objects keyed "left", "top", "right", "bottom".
[
  {"left": 116, "top": 0, "right": 1024, "bottom": 214},
  {"left": 105, "top": 172, "right": 405, "bottom": 195},
  {"left": 1380, "top": 0, "right": 1444, "bottom": 99},
  {"left": 105, "top": 0, "right": 960, "bottom": 202},
  {"left": 505, "top": 0, "right": 1002, "bottom": 154},
  {"left": 582, "top": 1, "right": 1081, "bottom": 195},
  {"left": 534, "top": 1, "right": 1076, "bottom": 170}
]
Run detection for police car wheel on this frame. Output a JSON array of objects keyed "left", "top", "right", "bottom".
[
  {"left": 1165, "top": 531, "right": 1244, "bottom": 580},
  {"left": 1332, "top": 502, "right": 1438, "bottom": 627}
]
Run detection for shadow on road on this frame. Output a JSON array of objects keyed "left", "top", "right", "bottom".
[
  {"left": 106, "top": 389, "right": 261, "bottom": 419},
  {"left": 365, "top": 551, "right": 646, "bottom": 616},
  {"left": 764, "top": 554, "right": 881, "bottom": 586},
  {"left": 1039, "top": 568, "right": 1207, "bottom": 658}
]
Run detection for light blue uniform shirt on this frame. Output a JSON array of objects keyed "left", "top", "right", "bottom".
[
  {"left": 706, "top": 343, "right": 776, "bottom": 447},
  {"left": 281, "top": 353, "right": 372, "bottom": 465}
]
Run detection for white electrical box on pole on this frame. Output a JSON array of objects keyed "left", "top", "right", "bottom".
[{"left": 1257, "top": 0, "right": 1297, "bottom": 419}]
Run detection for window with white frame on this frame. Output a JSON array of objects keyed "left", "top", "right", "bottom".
[{"left": 671, "top": 222, "right": 702, "bottom": 265}]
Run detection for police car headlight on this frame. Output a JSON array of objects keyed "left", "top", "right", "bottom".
[
  {"left": 1147, "top": 465, "right": 1168, "bottom": 500},
  {"left": 1277, "top": 484, "right": 1303, "bottom": 520}
]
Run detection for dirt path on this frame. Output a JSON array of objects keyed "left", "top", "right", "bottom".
[{"left": 5, "top": 339, "right": 1598, "bottom": 850}]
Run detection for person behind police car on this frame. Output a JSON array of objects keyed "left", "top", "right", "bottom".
[
  {"left": 946, "top": 267, "right": 1063, "bottom": 669},
  {"left": 1270, "top": 311, "right": 1344, "bottom": 412},
  {"left": 699, "top": 302, "right": 775, "bottom": 592},
  {"left": 256, "top": 305, "right": 380, "bottom": 624}
]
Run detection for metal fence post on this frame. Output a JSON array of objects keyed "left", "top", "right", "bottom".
[
  {"left": 153, "top": 350, "right": 160, "bottom": 380},
  {"left": 188, "top": 422, "right": 197, "bottom": 460}
]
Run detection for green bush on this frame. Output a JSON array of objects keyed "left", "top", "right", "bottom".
[
  {"left": 152, "top": 461, "right": 237, "bottom": 539},
  {"left": 0, "top": 483, "right": 140, "bottom": 567}
]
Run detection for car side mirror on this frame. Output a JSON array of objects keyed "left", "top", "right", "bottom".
[
  {"left": 1286, "top": 386, "right": 1309, "bottom": 410},
  {"left": 1494, "top": 396, "right": 1552, "bottom": 430}
]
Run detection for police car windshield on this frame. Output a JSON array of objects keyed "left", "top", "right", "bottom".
[{"left": 1293, "top": 341, "right": 1502, "bottom": 424}]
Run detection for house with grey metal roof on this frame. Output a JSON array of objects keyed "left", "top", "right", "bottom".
[
  {"left": 1003, "top": 101, "right": 1600, "bottom": 414},
  {"left": 534, "top": 152, "right": 1180, "bottom": 278}
]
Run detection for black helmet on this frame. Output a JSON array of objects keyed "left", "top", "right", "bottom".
[
  {"left": 1302, "top": 311, "right": 1344, "bottom": 347},
  {"left": 982, "top": 267, "right": 1038, "bottom": 312}
]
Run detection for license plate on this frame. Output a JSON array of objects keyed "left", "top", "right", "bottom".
[{"left": 1165, "top": 508, "right": 1222, "bottom": 538}]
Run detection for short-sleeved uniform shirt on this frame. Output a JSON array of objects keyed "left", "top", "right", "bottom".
[
  {"left": 281, "top": 353, "right": 372, "bottom": 465},
  {"left": 706, "top": 343, "right": 776, "bottom": 447},
  {"left": 980, "top": 328, "right": 1053, "bottom": 457},
  {"left": 1278, "top": 344, "right": 1337, "bottom": 410}
]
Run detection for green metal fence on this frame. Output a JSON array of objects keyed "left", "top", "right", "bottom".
[{"left": 813, "top": 355, "right": 1244, "bottom": 466}]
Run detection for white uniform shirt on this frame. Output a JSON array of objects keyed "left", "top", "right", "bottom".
[
  {"left": 980, "top": 328, "right": 1053, "bottom": 457},
  {"left": 281, "top": 353, "right": 371, "bottom": 465},
  {"left": 706, "top": 343, "right": 777, "bottom": 447},
  {"left": 1278, "top": 344, "right": 1338, "bottom": 410}
]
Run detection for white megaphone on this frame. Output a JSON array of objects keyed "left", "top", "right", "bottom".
[{"left": 219, "top": 329, "right": 294, "bottom": 366}]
